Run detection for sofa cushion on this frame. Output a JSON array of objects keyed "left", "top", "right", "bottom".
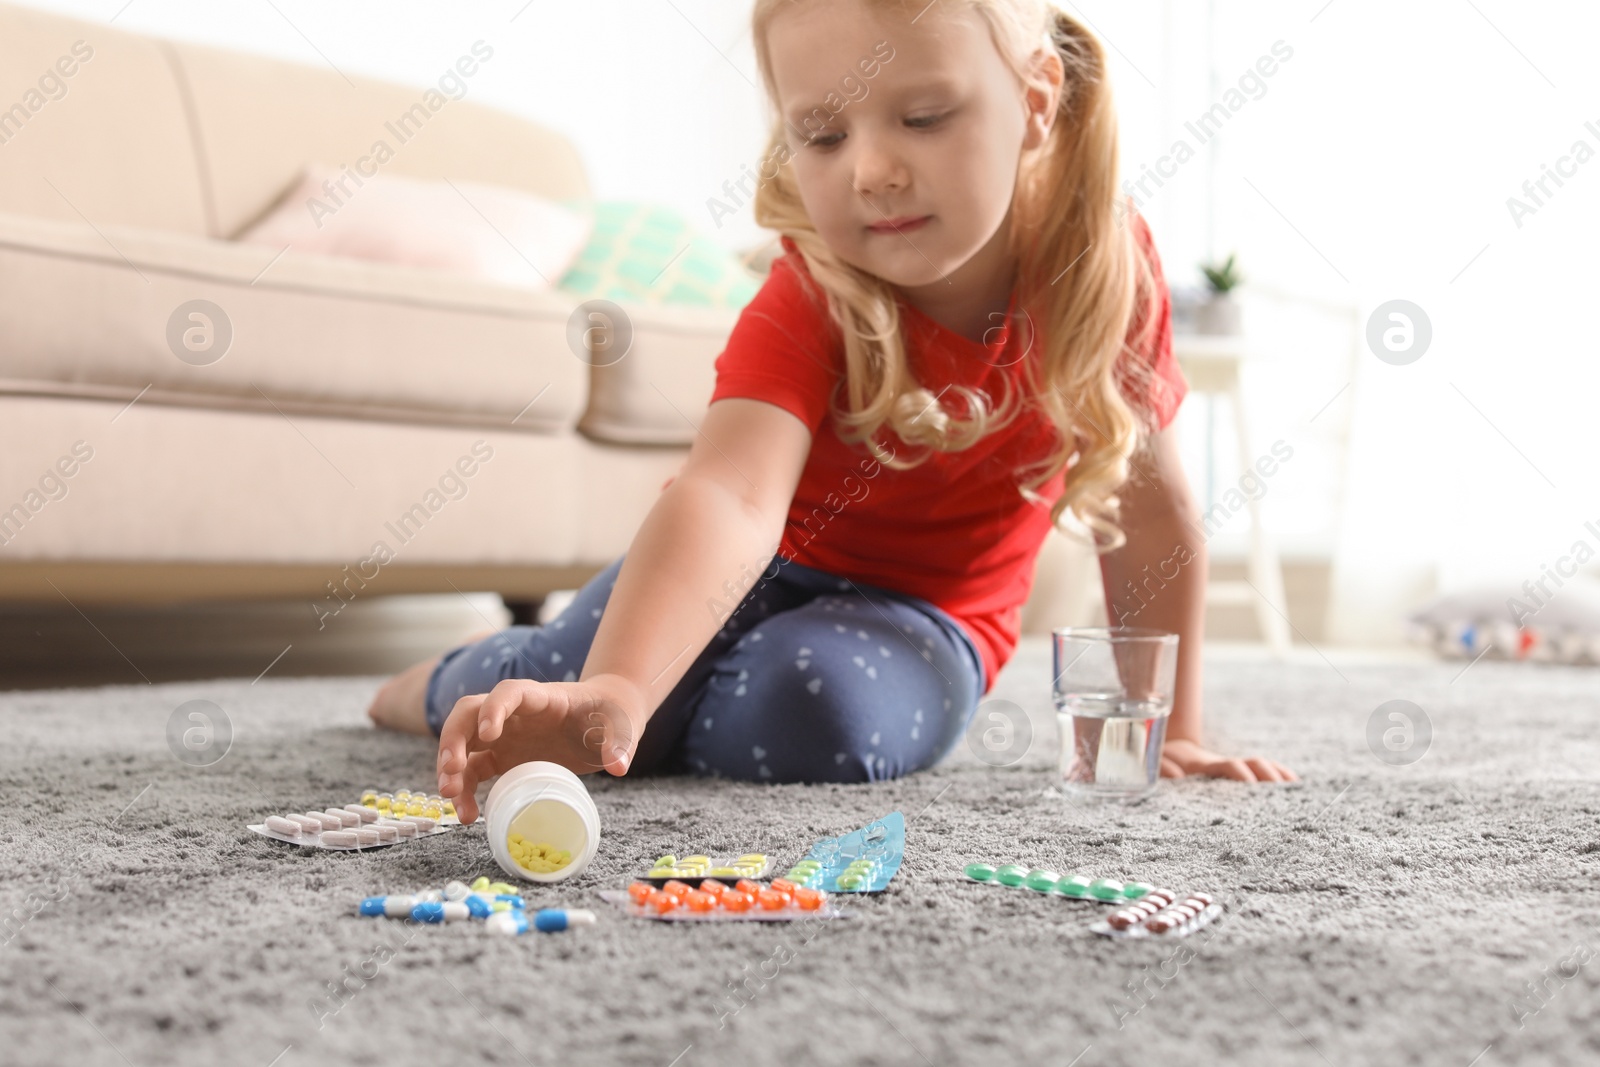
[
  {"left": 165, "top": 36, "right": 590, "bottom": 240},
  {"left": 0, "top": 212, "right": 586, "bottom": 434},
  {"left": 238, "top": 167, "right": 593, "bottom": 290},
  {"left": 0, "top": 394, "right": 583, "bottom": 568},
  {"left": 557, "top": 201, "right": 762, "bottom": 309},
  {"left": 0, "top": 3, "right": 208, "bottom": 234},
  {"left": 557, "top": 202, "right": 761, "bottom": 446}
]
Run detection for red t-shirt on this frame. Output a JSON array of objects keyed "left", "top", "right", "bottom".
[{"left": 698, "top": 214, "right": 1186, "bottom": 693}]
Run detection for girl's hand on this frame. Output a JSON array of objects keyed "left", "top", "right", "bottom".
[
  {"left": 1160, "top": 737, "right": 1298, "bottom": 783},
  {"left": 435, "top": 674, "right": 646, "bottom": 822}
]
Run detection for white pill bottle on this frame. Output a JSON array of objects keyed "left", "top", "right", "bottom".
[{"left": 484, "top": 761, "right": 601, "bottom": 883}]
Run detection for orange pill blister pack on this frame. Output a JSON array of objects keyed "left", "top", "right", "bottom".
[{"left": 600, "top": 878, "right": 853, "bottom": 922}]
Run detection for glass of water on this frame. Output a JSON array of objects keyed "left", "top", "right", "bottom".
[{"left": 1053, "top": 627, "right": 1180, "bottom": 800}]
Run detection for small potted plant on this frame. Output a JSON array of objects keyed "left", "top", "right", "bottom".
[{"left": 1195, "top": 252, "right": 1242, "bottom": 336}]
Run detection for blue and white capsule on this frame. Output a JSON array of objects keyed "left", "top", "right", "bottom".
[
  {"left": 485, "top": 908, "right": 597, "bottom": 936},
  {"left": 359, "top": 895, "right": 416, "bottom": 918},
  {"left": 411, "top": 900, "right": 471, "bottom": 923}
]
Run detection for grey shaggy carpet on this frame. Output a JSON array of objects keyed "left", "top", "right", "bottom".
[{"left": 3, "top": 635, "right": 1599, "bottom": 1067}]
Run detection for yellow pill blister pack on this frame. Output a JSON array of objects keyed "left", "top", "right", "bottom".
[
  {"left": 249, "top": 788, "right": 461, "bottom": 852},
  {"left": 640, "top": 853, "right": 770, "bottom": 885}
]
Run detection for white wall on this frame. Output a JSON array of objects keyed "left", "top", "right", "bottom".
[
  {"left": 1052, "top": 0, "right": 1599, "bottom": 643},
  {"left": 18, "top": 0, "right": 776, "bottom": 251},
  {"left": 16, "top": 0, "right": 1599, "bottom": 643}
]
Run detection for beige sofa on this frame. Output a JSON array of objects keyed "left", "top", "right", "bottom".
[
  {"left": 0, "top": 2, "right": 1097, "bottom": 635},
  {"left": 0, "top": 1, "right": 741, "bottom": 607}
]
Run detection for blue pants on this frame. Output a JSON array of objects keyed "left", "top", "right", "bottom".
[{"left": 424, "top": 553, "right": 987, "bottom": 783}]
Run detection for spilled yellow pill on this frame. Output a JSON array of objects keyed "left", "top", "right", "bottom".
[{"left": 507, "top": 835, "right": 572, "bottom": 872}]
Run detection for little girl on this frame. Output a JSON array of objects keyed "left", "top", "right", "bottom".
[{"left": 370, "top": 0, "right": 1295, "bottom": 819}]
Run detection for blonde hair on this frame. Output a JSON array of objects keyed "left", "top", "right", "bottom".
[{"left": 750, "top": 0, "right": 1165, "bottom": 552}]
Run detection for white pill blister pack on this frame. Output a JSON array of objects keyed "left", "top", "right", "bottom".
[{"left": 249, "top": 789, "right": 461, "bottom": 852}]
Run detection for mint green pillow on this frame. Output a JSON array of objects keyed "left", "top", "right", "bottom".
[{"left": 554, "top": 200, "right": 761, "bottom": 309}]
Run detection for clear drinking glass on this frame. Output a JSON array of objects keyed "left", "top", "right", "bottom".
[{"left": 1053, "top": 627, "right": 1180, "bottom": 799}]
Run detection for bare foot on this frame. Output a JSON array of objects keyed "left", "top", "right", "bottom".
[
  {"left": 367, "top": 629, "right": 497, "bottom": 736},
  {"left": 367, "top": 654, "right": 441, "bottom": 735}
]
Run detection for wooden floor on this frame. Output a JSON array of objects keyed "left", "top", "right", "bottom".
[
  {"left": 0, "top": 558, "right": 1336, "bottom": 690},
  {"left": 0, "top": 593, "right": 511, "bottom": 690}
]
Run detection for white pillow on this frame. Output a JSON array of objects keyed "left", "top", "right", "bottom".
[
  {"left": 237, "top": 166, "right": 592, "bottom": 289},
  {"left": 1405, "top": 575, "right": 1600, "bottom": 665}
]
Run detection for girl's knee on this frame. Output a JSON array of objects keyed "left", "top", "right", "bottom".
[{"left": 685, "top": 674, "right": 955, "bottom": 785}]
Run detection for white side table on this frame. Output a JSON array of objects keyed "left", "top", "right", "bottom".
[{"left": 1173, "top": 333, "right": 1293, "bottom": 657}]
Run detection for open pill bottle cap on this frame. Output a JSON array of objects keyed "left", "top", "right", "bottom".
[{"left": 484, "top": 761, "right": 601, "bottom": 883}]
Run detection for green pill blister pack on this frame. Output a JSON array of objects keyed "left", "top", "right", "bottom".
[
  {"left": 785, "top": 812, "right": 905, "bottom": 893},
  {"left": 963, "top": 862, "right": 1158, "bottom": 904}
]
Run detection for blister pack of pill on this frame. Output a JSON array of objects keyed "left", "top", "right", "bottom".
[
  {"left": 249, "top": 788, "right": 459, "bottom": 851},
  {"left": 600, "top": 877, "right": 851, "bottom": 922},
  {"left": 782, "top": 811, "right": 904, "bottom": 893},
  {"left": 356, "top": 788, "right": 458, "bottom": 821},
  {"left": 963, "top": 863, "right": 1161, "bottom": 905},
  {"left": 641, "top": 853, "right": 770, "bottom": 885},
  {"left": 1088, "top": 891, "right": 1222, "bottom": 939}
]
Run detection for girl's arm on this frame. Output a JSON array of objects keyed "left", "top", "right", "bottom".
[
  {"left": 1096, "top": 425, "right": 1297, "bottom": 783},
  {"left": 436, "top": 397, "right": 812, "bottom": 814},
  {"left": 579, "top": 397, "right": 813, "bottom": 726}
]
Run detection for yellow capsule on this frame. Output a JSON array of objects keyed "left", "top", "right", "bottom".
[
  {"left": 362, "top": 798, "right": 379, "bottom": 808},
  {"left": 375, "top": 798, "right": 391, "bottom": 810},
  {"left": 471, "top": 877, "right": 490, "bottom": 891},
  {"left": 406, "top": 802, "right": 423, "bottom": 815},
  {"left": 360, "top": 791, "right": 377, "bottom": 803},
  {"left": 684, "top": 855, "right": 711, "bottom": 865},
  {"left": 442, "top": 802, "right": 456, "bottom": 816},
  {"left": 738, "top": 854, "right": 767, "bottom": 864}
]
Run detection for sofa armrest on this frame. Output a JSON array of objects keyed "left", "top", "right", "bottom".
[{"left": 576, "top": 300, "right": 739, "bottom": 447}]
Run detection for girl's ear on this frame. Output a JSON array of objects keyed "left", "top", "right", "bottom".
[{"left": 1020, "top": 48, "right": 1066, "bottom": 152}]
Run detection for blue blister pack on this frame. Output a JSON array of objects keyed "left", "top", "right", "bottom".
[{"left": 780, "top": 811, "right": 905, "bottom": 893}]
